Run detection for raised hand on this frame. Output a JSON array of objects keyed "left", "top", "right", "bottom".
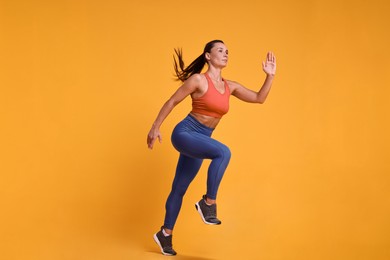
[{"left": 262, "top": 52, "right": 276, "bottom": 76}]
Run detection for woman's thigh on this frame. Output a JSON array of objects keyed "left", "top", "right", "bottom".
[{"left": 172, "top": 131, "right": 228, "bottom": 160}]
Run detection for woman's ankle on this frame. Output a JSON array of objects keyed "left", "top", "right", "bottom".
[{"left": 204, "top": 195, "right": 216, "bottom": 205}]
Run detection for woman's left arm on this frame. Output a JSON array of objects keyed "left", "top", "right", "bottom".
[{"left": 230, "top": 52, "right": 276, "bottom": 104}]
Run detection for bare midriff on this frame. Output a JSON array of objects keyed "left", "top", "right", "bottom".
[{"left": 190, "top": 112, "right": 221, "bottom": 129}]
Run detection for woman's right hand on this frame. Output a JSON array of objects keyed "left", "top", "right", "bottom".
[
  {"left": 147, "top": 126, "right": 162, "bottom": 149},
  {"left": 146, "top": 74, "right": 201, "bottom": 150}
]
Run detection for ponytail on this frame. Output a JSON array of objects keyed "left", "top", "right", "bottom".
[{"left": 173, "top": 40, "right": 224, "bottom": 82}]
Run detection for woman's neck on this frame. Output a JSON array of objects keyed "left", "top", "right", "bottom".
[{"left": 206, "top": 68, "right": 222, "bottom": 82}]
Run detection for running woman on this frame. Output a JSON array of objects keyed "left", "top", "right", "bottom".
[{"left": 147, "top": 40, "right": 276, "bottom": 256}]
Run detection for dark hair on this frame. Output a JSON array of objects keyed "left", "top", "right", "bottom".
[{"left": 173, "top": 40, "right": 224, "bottom": 82}]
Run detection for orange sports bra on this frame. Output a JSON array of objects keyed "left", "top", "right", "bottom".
[{"left": 191, "top": 73, "right": 230, "bottom": 118}]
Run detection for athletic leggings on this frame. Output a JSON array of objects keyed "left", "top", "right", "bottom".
[{"left": 164, "top": 114, "right": 231, "bottom": 230}]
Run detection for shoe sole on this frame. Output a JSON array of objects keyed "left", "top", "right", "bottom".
[
  {"left": 153, "top": 233, "right": 175, "bottom": 256},
  {"left": 195, "top": 202, "right": 221, "bottom": 225}
]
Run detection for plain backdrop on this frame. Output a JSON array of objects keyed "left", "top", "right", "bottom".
[{"left": 1, "top": 0, "right": 389, "bottom": 259}]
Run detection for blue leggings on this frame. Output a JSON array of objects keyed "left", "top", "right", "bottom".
[{"left": 164, "top": 114, "right": 231, "bottom": 230}]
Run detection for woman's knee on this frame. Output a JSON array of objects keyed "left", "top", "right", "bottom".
[
  {"left": 219, "top": 144, "right": 231, "bottom": 160},
  {"left": 171, "top": 182, "right": 191, "bottom": 198}
]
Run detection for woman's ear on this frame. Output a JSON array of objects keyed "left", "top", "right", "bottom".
[{"left": 205, "top": 52, "right": 211, "bottom": 61}]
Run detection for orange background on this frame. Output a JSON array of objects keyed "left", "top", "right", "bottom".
[{"left": 1, "top": 0, "right": 389, "bottom": 259}]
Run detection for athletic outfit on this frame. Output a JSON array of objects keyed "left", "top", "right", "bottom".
[
  {"left": 191, "top": 73, "right": 230, "bottom": 118},
  {"left": 154, "top": 73, "right": 231, "bottom": 256},
  {"left": 165, "top": 73, "right": 231, "bottom": 229}
]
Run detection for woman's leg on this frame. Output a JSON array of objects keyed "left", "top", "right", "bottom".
[
  {"left": 164, "top": 154, "right": 203, "bottom": 230},
  {"left": 172, "top": 131, "right": 231, "bottom": 226},
  {"left": 172, "top": 131, "right": 231, "bottom": 200},
  {"left": 163, "top": 116, "right": 231, "bottom": 231},
  {"left": 205, "top": 142, "right": 231, "bottom": 200},
  {"left": 173, "top": 132, "right": 231, "bottom": 200}
]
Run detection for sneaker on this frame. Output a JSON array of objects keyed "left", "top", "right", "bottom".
[
  {"left": 195, "top": 195, "right": 222, "bottom": 225},
  {"left": 153, "top": 226, "right": 177, "bottom": 256}
]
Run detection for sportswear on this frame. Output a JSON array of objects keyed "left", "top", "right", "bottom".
[
  {"left": 191, "top": 73, "right": 230, "bottom": 118},
  {"left": 153, "top": 226, "right": 177, "bottom": 256},
  {"left": 195, "top": 195, "right": 222, "bottom": 225},
  {"left": 163, "top": 114, "right": 231, "bottom": 230}
]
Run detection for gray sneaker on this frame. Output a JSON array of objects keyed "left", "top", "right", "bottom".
[
  {"left": 195, "top": 195, "right": 222, "bottom": 225},
  {"left": 153, "top": 226, "right": 177, "bottom": 256}
]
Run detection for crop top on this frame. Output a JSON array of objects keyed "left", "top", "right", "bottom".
[{"left": 191, "top": 73, "right": 230, "bottom": 118}]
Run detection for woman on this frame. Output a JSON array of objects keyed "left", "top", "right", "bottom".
[{"left": 147, "top": 40, "right": 276, "bottom": 256}]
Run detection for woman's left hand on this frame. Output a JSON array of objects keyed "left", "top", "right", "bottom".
[{"left": 262, "top": 52, "right": 276, "bottom": 76}]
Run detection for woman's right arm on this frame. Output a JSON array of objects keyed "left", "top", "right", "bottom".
[{"left": 147, "top": 74, "right": 202, "bottom": 149}]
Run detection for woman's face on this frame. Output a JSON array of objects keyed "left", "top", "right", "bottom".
[{"left": 206, "top": 42, "right": 229, "bottom": 68}]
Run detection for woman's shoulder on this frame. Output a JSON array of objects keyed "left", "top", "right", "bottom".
[
  {"left": 184, "top": 73, "right": 208, "bottom": 96},
  {"left": 224, "top": 79, "right": 239, "bottom": 86},
  {"left": 185, "top": 73, "right": 208, "bottom": 86},
  {"left": 187, "top": 73, "right": 206, "bottom": 81},
  {"left": 224, "top": 78, "right": 238, "bottom": 84},
  {"left": 224, "top": 79, "right": 242, "bottom": 92}
]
